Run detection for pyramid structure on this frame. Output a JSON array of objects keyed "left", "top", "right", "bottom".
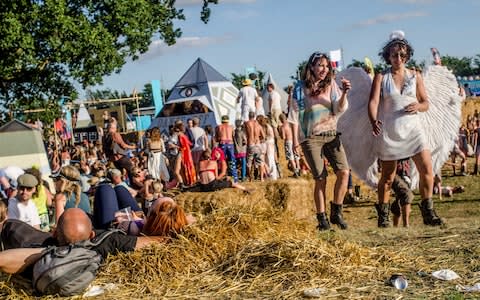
[{"left": 150, "top": 58, "right": 239, "bottom": 129}]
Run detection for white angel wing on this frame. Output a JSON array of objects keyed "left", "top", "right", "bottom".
[
  {"left": 409, "top": 65, "right": 463, "bottom": 188},
  {"left": 336, "top": 67, "right": 379, "bottom": 187}
]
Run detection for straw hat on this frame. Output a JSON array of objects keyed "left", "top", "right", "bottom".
[{"left": 242, "top": 79, "right": 252, "bottom": 86}]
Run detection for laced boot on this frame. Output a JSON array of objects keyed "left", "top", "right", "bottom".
[
  {"left": 316, "top": 212, "right": 330, "bottom": 231},
  {"left": 419, "top": 198, "right": 444, "bottom": 226},
  {"left": 330, "top": 202, "right": 348, "bottom": 230},
  {"left": 375, "top": 203, "right": 391, "bottom": 228}
]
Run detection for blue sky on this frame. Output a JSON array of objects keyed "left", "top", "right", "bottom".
[{"left": 85, "top": 0, "right": 480, "bottom": 97}]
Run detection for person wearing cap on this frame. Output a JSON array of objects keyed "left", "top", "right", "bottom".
[
  {"left": 215, "top": 115, "right": 238, "bottom": 182},
  {"left": 7, "top": 173, "right": 41, "bottom": 229},
  {"left": 51, "top": 165, "right": 91, "bottom": 223},
  {"left": 237, "top": 78, "right": 261, "bottom": 122}
]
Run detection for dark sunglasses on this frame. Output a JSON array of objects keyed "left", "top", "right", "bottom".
[
  {"left": 18, "top": 186, "right": 34, "bottom": 192},
  {"left": 390, "top": 52, "right": 407, "bottom": 59}
]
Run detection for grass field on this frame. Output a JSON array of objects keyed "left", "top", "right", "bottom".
[{"left": 1, "top": 99, "right": 479, "bottom": 299}]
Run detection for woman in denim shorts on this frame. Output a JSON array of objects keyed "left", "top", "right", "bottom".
[{"left": 292, "top": 51, "right": 351, "bottom": 231}]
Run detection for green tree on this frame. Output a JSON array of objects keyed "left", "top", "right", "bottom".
[
  {"left": 440, "top": 55, "right": 473, "bottom": 76},
  {"left": 231, "top": 70, "right": 266, "bottom": 90},
  {"left": 290, "top": 61, "right": 307, "bottom": 81},
  {"left": 0, "top": 0, "right": 217, "bottom": 124}
]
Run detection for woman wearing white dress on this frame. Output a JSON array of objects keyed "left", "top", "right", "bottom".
[
  {"left": 368, "top": 31, "right": 443, "bottom": 227},
  {"left": 147, "top": 127, "right": 170, "bottom": 183}
]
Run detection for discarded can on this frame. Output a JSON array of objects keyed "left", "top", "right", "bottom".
[{"left": 389, "top": 274, "right": 408, "bottom": 290}]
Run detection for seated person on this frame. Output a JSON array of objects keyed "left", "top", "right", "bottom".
[
  {"left": 211, "top": 146, "right": 227, "bottom": 180},
  {"left": 0, "top": 208, "right": 164, "bottom": 276},
  {"left": 50, "top": 165, "right": 91, "bottom": 223},
  {"left": 108, "top": 168, "right": 138, "bottom": 198},
  {"left": 93, "top": 184, "right": 143, "bottom": 230},
  {"left": 198, "top": 149, "right": 251, "bottom": 193},
  {"left": 7, "top": 174, "right": 41, "bottom": 229}
]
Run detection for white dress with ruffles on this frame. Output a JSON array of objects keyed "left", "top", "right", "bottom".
[{"left": 377, "top": 68, "right": 428, "bottom": 161}]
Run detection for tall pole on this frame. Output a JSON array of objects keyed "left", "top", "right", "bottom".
[{"left": 134, "top": 90, "right": 143, "bottom": 149}]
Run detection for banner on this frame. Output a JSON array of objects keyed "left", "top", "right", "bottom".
[{"left": 329, "top": 49, "right": 343, "bottom": 71}]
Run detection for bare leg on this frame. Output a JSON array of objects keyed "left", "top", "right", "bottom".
[
  {"left": 333, "top": 169, "right": 349, "bottom": 205},
  {"left": 313, "top": 178, "right": 327, "bottom": 213},
  {"left": 412, "top": 150, "right": 434, "bottom": 200},
  {"left": 393, "top": 214, "right": 400, "bottom": 227},
  {"left": 402, "top": 204, "right": 411, "bottom": 227},
  {"left": 378, "top": 161, "right": 397, "bottom": 204}
]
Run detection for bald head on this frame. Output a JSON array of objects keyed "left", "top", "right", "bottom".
[{"left": 56, "top": 208, "right": 94, "bottom": 245}]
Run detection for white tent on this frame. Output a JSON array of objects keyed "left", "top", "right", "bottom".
[
  {"left": 150, "top": 58, "right": 239, "bottom": 130},
  {"left": 261, "top": 73, "right": 289, "bottom": 114},
  {"left": 0, "top": 120, "right": 52, "bottom": 182},
  {"left": 75, "top": 103, "right": 93, "bottom": 128}
]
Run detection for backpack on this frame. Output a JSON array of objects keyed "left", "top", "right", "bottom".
[
  {"left": 32, "top": 229, "right": 125, "bottom": 296},
  {"left": 0, "top": 219, "right": 52, "bottom": 250}
]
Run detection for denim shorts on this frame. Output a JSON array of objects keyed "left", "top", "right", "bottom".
[{"left": 301, "top": 135, "right": 349, "bottom": 180}]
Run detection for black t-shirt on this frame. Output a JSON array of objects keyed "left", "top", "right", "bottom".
[
  {"left": 1, "top": 220, "right": 137, "bottom": 258},
  {"left": 90, "top": 230, "right": 137, "bottom": 259}
]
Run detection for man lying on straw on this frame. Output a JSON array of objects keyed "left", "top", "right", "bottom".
[{"left": 0, "top": 208, "right": 163, "bottom": 275}]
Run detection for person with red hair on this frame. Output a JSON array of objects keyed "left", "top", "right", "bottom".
[{"left": 142, "top": 197, "right": 194, "bottom": 237}]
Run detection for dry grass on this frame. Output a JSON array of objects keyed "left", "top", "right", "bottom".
[{"left": 2, "top": 101, "right": 480, "bottom": 299}]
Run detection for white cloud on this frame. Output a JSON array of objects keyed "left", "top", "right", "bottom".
[
  {"left": 137, "top": 35, "right": 232, "bottom": 61},
  {"left": 353, "top": 11, "right": 428, "bottom": 27}
]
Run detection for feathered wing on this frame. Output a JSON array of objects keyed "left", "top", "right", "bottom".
[
  {"left": 336, "top": 67, "right": 379, "bottom": 187},
  {"left": 409, "top": 65, "right": 463, "bottom": 187}
]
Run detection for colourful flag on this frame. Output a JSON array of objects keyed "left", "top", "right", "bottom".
[{"left": 329, "top": 49, "right": 343, "bottom": 71}]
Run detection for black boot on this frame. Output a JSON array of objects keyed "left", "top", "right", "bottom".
[
  {"left": 330, "top": 202, "right": 348, "bottom": 230},
  {"left": 419, "top": 198, "right": 444, "bottom": 226},
  {"left": 316, "top": 212, "right": 330, "bottom": 231},
  {"left": 473, "top": 164, "right": 478, "bottom": 176},
  {"left": 375, "top": 203, "right": 390, "bottom": 228}
]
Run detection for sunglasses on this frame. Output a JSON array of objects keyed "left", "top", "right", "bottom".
[
  {"left": 18, "top": 186, "right": 34, "bottom": 192},
  {"left": 309, "top": 52, "right": 328, "bottom": 64},
  {"left": 390, "top": 52, "right": 407, "bottom": 59}
]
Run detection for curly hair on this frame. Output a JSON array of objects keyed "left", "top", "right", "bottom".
[
  {"left": 301, "top": 52, "right": 333, "bottom": 96},
  {"left": 380, "top": 38, "right": 414, "bottom": 65}
]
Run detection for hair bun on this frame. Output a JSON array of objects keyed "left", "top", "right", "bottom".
[{"left": 389, "top": 30, "right": 405, "bottom": 41}]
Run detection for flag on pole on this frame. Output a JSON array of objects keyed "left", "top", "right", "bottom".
[{"left": 329, "top": 49, "right": 343, "bottom": 71}]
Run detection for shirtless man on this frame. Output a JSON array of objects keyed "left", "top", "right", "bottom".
[
  {"left": 244, "top": 111, "right": 265, "bottom": 181},
  {"left": 279, "top": 114, "right": 300, "bottom": 177},
  {"left": 215, "top": 115, "right": 238, "bottom": 182},
  {"left": 0, "top": 208, "right": 163, "bottom": 275}
]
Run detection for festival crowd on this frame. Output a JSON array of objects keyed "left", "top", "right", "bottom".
[{"left": 0, "top": 31, "right": 479, "bottom": 294}]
